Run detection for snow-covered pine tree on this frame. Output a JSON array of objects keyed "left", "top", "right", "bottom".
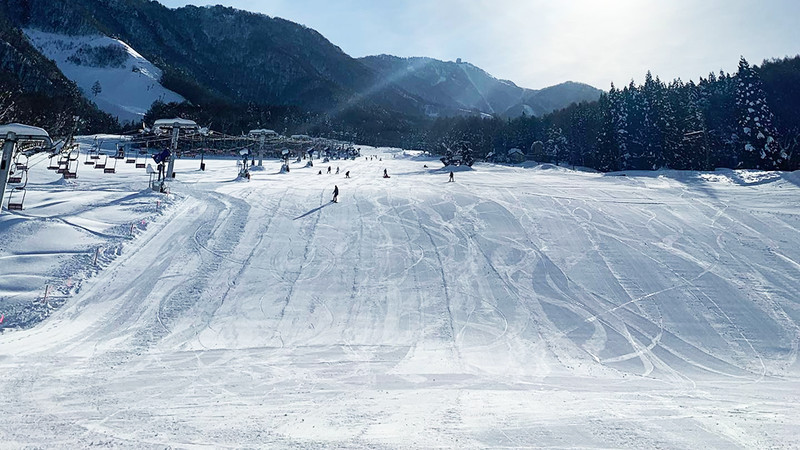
[
  {"left": 700, "top": 70, "right": 739, "bottom": 168},
  {"left": 614, "top": 84, "right": 631, "bottom": 170},
  {"left": 545, "top": 126, "right": 567, "bottom": 165},
  {"left": 623, "top": 80, "right": 646, "bottom": 169},
  {"left": 682, "top": 81, "right": 710, "bottom": 170},
  {"left": 736, "top": 57, "right": 786, "bottom": 170},
  {"left": 596, "top": 85, "right": 623, "bottom": 172}
]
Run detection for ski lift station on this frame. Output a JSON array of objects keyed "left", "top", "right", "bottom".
[{"left": 1, "top": 124, "right": 52, "bottom": 212}]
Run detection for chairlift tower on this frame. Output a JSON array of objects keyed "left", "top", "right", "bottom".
[
  {"left": 152, "top": 118, "right": 199, "bottom": 182},
  {"left": 1, "top": 124, "right": 52, "bottom": 213},
  {"left": 248, "top": 129, "right": 277, "bottom": 167}
]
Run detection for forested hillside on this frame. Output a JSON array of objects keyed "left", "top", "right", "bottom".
[{"left": 422, "top": 56, "right": 800, "bottom": 171}]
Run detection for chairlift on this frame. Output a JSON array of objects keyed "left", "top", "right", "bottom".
[
  {"left": 94, "top": 154, "right": 107, "bottom": 169},
  {"left": 6, "top": 186, "right": 26, "bottom": 210},
  {"left": 14, "top": 154, "right": 29, "bottom": 170},
  {"left": 63, "top": 146, "right": 79, "bottom": 179},
  {"left": 7, "top": 169, "right": 23, "bottom": 184},
  {"left": 136, "top": 143, "right": 149, "bottom": 168},
  {"left": 5, "top": 169, "right": 27, "bottom": 210},
  {"left": 47, "top": 154, "right": 60, "bottom": 170},
  {"left": 104, "top": 155, "right": 118, "bottom": 174}
]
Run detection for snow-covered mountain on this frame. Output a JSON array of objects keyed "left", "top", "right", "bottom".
[
  {"left": 360, "top": 55, "right": 603, "bottom": 117},
  {"left": 23, "top": 29, "right": 184, "bottom": 124},
  {"left": 4, "top": 1, "right": 600, "bottom": 123}
]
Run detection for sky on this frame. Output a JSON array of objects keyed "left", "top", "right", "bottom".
[{"left": 158, "top": 0, "right": 800, "bottom": 90}]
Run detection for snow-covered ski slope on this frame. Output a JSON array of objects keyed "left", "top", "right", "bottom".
[
  {"left": 24, "top": 30, "right": 185, "bottom": 124},
  {"left": 1, "top": 145, "right": 799, "bottom": 448}
]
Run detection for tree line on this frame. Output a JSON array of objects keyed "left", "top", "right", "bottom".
[
  {"left": 145, "top": 55, "right": 799, "bottom": 172},
  {"left": 416, "top": 56, "right": 800, "bottom": 171}
]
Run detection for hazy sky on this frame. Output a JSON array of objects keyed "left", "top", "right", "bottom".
[{"left": 159, "top": 0, "right": 799, "bottom": 90}]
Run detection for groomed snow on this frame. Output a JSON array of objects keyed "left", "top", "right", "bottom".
[{"left": 1, "top": 146, "right": 799, "bottom": 448}]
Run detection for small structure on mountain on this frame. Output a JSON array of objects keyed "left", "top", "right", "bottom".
[{"left": 508, "top": 148, "right": 526, "bottom": 164}]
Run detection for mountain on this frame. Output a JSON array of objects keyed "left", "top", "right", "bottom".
[
  {"left": 0, "top": 15, "right": 118, "bottom": 135},
  {"left": 1, "top": 0, "right": 601, "bottom": 131},
  {"left": 360, "top": 55, "right": 602, "bottom": 118}
]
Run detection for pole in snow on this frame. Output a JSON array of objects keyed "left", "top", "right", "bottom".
[
  {"left": 0, "top": 134, "right": 17, "bottom": 208},
  {"left": 165, "top": 124, "right": 179, "bottom": 182},
  {"left": 258, "top": 134, "right": 265, "bottom": 166}
]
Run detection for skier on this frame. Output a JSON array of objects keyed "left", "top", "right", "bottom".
[
  {"left": 336, "top": 166, "right": 340, "bottom": 174},
  {"left": 449, "top": 171, "right": 454, "bottom": 182},
  {"left": 383, "top": 168, "right": 390, "bottom": 178},
  {"left": 345, "top": 170, "right": 350, "bottom": 178},
  {"left": 318, "top": 170, "right": 322, "bottom": 175},
  {"left": 327, "top": 166, "right": 331, "bottom": 174},
  {"left": 332, "top": 185, "right": 339, "bottom": 203}
]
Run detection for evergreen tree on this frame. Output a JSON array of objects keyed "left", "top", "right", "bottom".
[
  {"left": 677, "top": 81, "right": 711, "bottom": 170},
  {"left": 624, "top": 80, "right": 647, "bottom": 169},
  {"left": 596, "top": 86, "right": 623, "bottom": 172},
  {"left": 545, "top": 126, "right": 568, "bottom": 165},
  {"left": 736, "top": 57, "right": 786, "bottom": 169},
  {"left": 91, "top": 80, "right": 102, "bottom": 97}
]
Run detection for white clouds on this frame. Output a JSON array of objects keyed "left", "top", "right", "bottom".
[{"left": 160, "top": 0, "right": 800, "bottom": 89}]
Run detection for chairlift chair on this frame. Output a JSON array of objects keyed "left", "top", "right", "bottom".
[
  {"left": 6, "top": 186, "right": 26, "bottom": 210},
  {"left": 14, "top": 154, "right": 29, "bottom": 170},
  {"left": 104, "top": 155, "right": 117, "bottom": 173},
  {"left": 126, "top": 149, "right": 136, "bottom": 164},
  {"left": 5, "top": 169, "right": 27, "bottom": 210},
  {"left": 7, "top": 169, "right": 24, "bottom": 184},
  {"left": 84, "top": 151, "right": 95, "bottom": 165},
  {"left": 94, "top": 154, "right": 107, "bottom": 169},
  {"left": 47, "top": 155, "right": 60, "bottom": 170}
]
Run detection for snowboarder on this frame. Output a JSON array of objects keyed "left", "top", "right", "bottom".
[
  {"left": 332, "top": 185, "right": 339, "bottom": 203},
  {"left": 345, "top": 170, "right": 350, "bottom": 178},
  {"left": 383, "top": 168, "right": 390, "bottom": 178},
  {"left": 449, "top": 171, "right": 454, "bottom": 182}
]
